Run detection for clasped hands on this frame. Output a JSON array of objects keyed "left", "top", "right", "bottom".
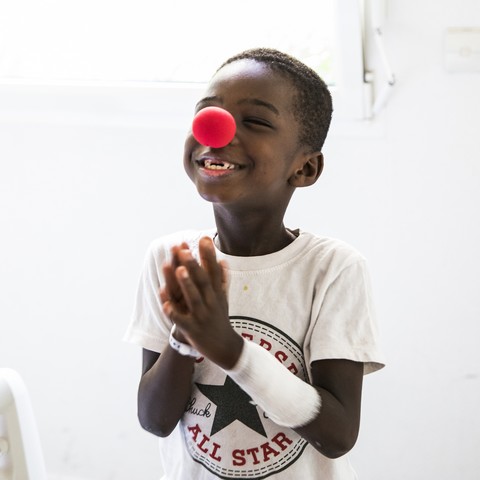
[{"left": 159, "top": 237, "right": 243, "bottom": 369}]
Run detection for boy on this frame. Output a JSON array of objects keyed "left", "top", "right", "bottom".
[{"left": 124, "top": 48, "right": 385, "bottom": 479}]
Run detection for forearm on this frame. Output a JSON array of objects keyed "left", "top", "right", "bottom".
[
  {"left": 138, "top": 347, "right": 195, "bottom": 437},
  {"left": 294, "top": 387, "right": 360, "bottom": 459},
  {"left": 225, "top": 340, "right": 362, "bottom": 459}
]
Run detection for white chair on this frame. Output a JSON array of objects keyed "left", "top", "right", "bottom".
[{"left": 0, "top": 368, "right": 47, "bottom": 480}]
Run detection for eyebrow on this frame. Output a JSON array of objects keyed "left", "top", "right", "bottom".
[
  {"left": 195, "top": 96, "right": 280, "bottom": 116},
  {"left": 195, "top": 96, "right": 218, "bottom": 110},
  {"left": 237, "top": 98, "right": 280, "bottom": 115}
]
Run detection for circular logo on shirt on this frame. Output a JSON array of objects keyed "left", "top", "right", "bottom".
[{"left": 180, "top": 316, "right": 310, "bottom": 479}]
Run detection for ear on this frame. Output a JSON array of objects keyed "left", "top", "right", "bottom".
[{"left": 288, "top": 152, "right": 324, "bottom": 188}]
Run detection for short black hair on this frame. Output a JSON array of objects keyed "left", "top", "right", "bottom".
[{"left": 218, "top": 48, "right": 333, "bottom": 152}]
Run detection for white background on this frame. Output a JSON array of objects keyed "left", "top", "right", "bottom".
[{"left": 1, "top": 0, "right": 480, "bottom": 478}]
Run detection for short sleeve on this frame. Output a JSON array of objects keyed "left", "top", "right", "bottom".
[
  {"left": 123, "top": 241, "right": 172, "bottom": 353},
  {"left": 308, "top": 260, "right": 385, "bottom": 375}
]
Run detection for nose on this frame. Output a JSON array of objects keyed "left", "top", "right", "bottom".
[{"left": 192, "top": 107, "right": 236, "bottom": 148}]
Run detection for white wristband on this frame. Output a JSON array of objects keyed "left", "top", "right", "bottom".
[
  {"left": 224, "top": 339, "right": 321, "bottom": 428},
  {"left": 168, "top": 325, "right": 200, "bottom": 358}
]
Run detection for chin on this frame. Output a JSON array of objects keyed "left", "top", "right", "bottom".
[{"left": 198, "top": 191, "right": 226, "bottom": 204}]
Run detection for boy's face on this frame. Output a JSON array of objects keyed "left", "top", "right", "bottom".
[{"left": 183, "top": 59, "right": 315, "bottom": 210}]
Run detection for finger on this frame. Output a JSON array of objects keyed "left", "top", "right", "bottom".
[
  {"left": 162, "top": 264, "right": 189, "bottom": 313},
  {"left": 177, "top": 248, "right": 216, "bottom": 302},
  {"left": 159, "top": 286, "right": 169, "bottom": 304},
  {"left": 175, "top": 265, "right": 206, "bottom": 314},
  {"left": 166, "top": 244, "right": 188, "bottom": 296},
  {"left": 162, "top": 264, "right": 181, "bottom": 301},
  {"left": 167, "top": 243, "right": 190, "bottom": 285},
  {"left": 171, "top": 243, "right": 190, "bottom": 269},
  {"left": 161, "top": 299, "right": 173, "bottom": 317},
  {"left": 198, "top": 237, "right": 223, "bottom": 292},
  {"left": 160, "top": 287, "right": 179, "bottom": 318}
]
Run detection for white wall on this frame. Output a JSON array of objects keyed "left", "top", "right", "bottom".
[{"left": 1, "top": 1, "right": 479, "bottom": 478}]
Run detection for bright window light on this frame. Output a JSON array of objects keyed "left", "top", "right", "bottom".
[{"left": 0, "top": 0, "right": 336, "bottom": 85}]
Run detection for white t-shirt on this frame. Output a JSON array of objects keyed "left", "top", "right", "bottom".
[{"left": 124, "top": 229, "right": 385, "bottom": 480}]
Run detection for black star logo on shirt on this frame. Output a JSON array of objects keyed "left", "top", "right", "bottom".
[{"left": 196, "top": 376, "right": 267, "bottom": 438}]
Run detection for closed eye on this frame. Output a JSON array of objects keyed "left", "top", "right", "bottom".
[{"left": 244, "top": 117, "right": 273, "bottom": 128}]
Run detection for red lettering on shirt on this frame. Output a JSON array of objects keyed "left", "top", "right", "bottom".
[
  {"left": 275, "top": 350, "right": 288, "bottom": 362},
  {"left": 240, "top": 333, "right": 301, "bottom": 376},
  {"left": 260, "top": 441, "right": 280, "bottom": 462},
  {"left": 188, "top": 423, "right": 201, "bottom": 442},
  {"left": 187, "top": 424, "right": 222, "bottom": 462},
  {"left": 230, "top": 433, "right": 294, "bottom": 466},
  {"left": 271, "top": 432, "right": 293, "bottom": 450},
  {"left": 287, "top": 363, "right": 298, "bottom": 375},
  {"left": 198, "top": 434, "right": 210, "bottom": 453},
  {"left": 259, "top": 338, "right": 272, "bottom": 351},
  {"left": 246, "top": 446, "right": 261, "bottom": 465},
  {"left": 241, "top": 333, "right": 254, "bottom": 341},
  {"left": 209, "top": 441, "right": 222, "bottom": 462},
  {"left": 232, "top": 449, "right": 246, "bottom": 466}
]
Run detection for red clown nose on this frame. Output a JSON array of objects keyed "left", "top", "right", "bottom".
[{"left": 192, "top": 107, "right": 236, "bottom": 148}]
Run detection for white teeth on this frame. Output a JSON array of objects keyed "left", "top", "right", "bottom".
[{"left": 203, "top": 159, "right": 236, "bottom": 170}]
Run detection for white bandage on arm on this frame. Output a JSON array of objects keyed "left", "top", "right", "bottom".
[{"left": 224, "top": 339, "right": 322, "bottom": 428}]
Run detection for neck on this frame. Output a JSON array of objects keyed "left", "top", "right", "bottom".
[{"left": 212, "top": 205, "right": 297, "bottom": 256}]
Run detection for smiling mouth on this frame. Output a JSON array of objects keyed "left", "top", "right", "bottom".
[{"left": 198, "top": 159, "right": 241, "bottom": 171}]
